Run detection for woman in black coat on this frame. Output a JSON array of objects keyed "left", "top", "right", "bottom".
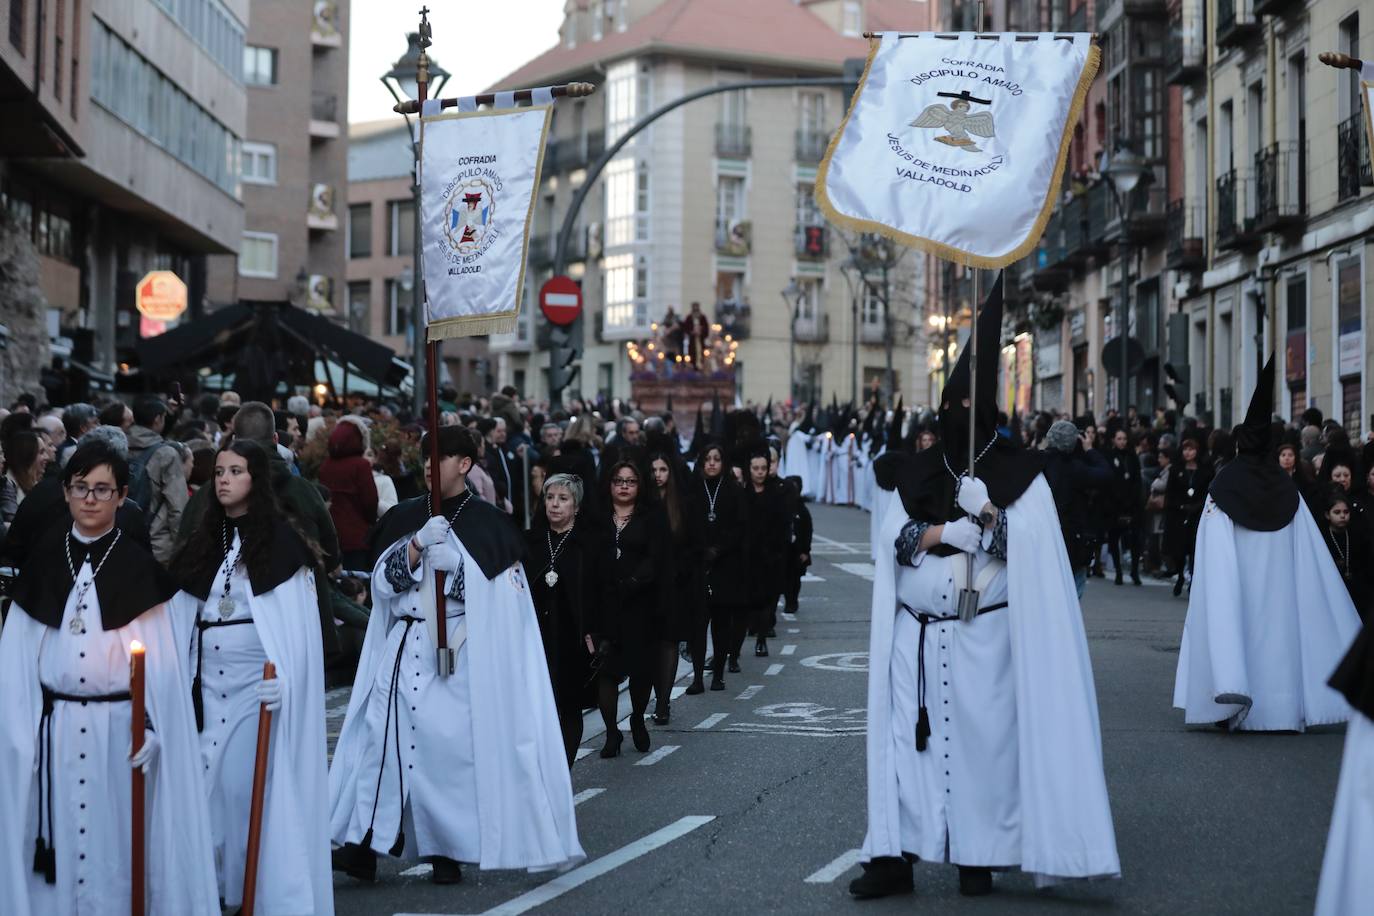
[
  {"left": 743, "top": 448, "right": 788, "bottom": 658},
  {"left": 692, "top": 442, "right": 750, "bottom": 692},
  {"left": 648, "top": 448, "right": 700, "bottom": 724},
  {"left": 1105, "top": 428, "right": 1144, "bottom": 586},
  {"left": 589, "top": 459, "right": 672, "bottom": 757},
  {"left": 1165, "top": 433, "right": 1212, "bottom": 596},
  {"left": 525, "top": 473, "right": 610, "bottom": 766}
]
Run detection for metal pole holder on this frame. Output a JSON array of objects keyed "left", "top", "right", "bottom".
[
  {"left": 957, "top": 587, "right": 981, "bottom": 623},
  {"left": 435, "top": 647, "right": 455, "bottom": 677}
]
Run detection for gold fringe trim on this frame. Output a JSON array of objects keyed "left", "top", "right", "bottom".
[
  {"left": 815, "top": 38, "right": 1102, "bottom": 270},
  {"left": 427, "top": 311, "right": 519, "bottom": 341}
]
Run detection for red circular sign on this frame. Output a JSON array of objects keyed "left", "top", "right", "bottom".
[{"left": 539, "top": 275, "right": 582, "bottom": 326}]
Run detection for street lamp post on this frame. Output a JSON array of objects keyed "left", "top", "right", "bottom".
[
  {"left": 381, "top": 31, "right": 450, "bottom": 417},
  {"left": 1101, "top": 144, "right": 1149, "bottom": 416},
  {"left": 840, "top": 260, "right": 859, "bottom": 404}
]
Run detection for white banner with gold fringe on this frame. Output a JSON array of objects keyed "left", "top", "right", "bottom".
[
  {"left": 420, "top": 98, "right": 551, "bottom": 339},
  {"left": 817, "top": 32, "right": 1099, "bottom": 268}
]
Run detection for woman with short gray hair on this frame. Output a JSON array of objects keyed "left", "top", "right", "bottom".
[{"left": 525, "top": 472, "right": 604, "bottom": 766}]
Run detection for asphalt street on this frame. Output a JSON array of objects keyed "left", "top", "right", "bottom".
[{"left": 328, "top": 503, "right": 1345, "bottom": 916}]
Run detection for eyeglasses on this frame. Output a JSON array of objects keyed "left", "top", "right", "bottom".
[
  {"left": 611, "top": 477, "right": 638, "bottom": 487},
  {"left": 66, "top": 483, "right": 119, "bottom": 502}
]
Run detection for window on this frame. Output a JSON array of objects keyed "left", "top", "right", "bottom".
[
  {"left": 239, "top": 232, "right": 278, "bottom": 278},
  {"left": 861, "top": 283, "right": 883, "bottom": 328},
  {"left": 715, "top": 174, "right": 745, "bottom": 237},
  {"left": 602, "top": 252, "right": 645, "bottom": 334},
  {"left": 243, "top": 45, "right": 277, "bottom": 86},
  {"left": 153, "top": 0, "right": 245, "bottom": 80},
  {"left": 387, "top": 199, "right": 414, "bottom": 256},
  {"left": 385, "top": 279, "right": 411, "bottom": 338},
  {"left": 10, "top": 0, "right": 24, "bottom": 52},
  {"left": 795, "top": 182, "right": 821, "bottom": 227},
  {"left": 1340, "top": 14, "right": 1360, "bottom": 121},
  {"left": 635, "top": 161, "right": 650, "bottom": 241},
  {"left": 841, "top": 1, "right": 862, "bottom": 37},
  {"left": 597, "top": 363, "right": 613, "bottom": 400},
  {"left": 590, "top": 0, "right": 603, "bottom": 40},
  {"left": 241, "top": 141, "right": 276, "bottom": 184},
  {"left": 716, "top": 269, "right": 744, "bottom": 304},
  {"left": 604, "top": 158, "right": 635, "bottom": 247},
  {"left": 797, "top": 278, "right": 822, "bottom": 321},
  {"left": 346, "top": 280, "right": 370, "bottom": 330},
  {"left": 348, "top": 203, "right": 372, "bottom": 258},
  {"left": 605, "top": 60, "right": 636, "bottom": 143},
  {"left": 799, "top": 91, "right": 826, "bottom": 136}
]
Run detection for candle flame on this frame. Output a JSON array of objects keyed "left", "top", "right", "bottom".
[{"left": 130, "top": 640, "right": 145, "bottom": 653}]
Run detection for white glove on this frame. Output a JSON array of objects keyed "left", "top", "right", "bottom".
[
  {"left": 939, "top": 517, "right": 984, "bottom": 554},
  {"left": 128, "top": 730, "right": 159, "bottom": 771},
  {"left": 255, "top": 677, "right": 283, "bottom": 712},
  {"left": 414, "top": 516, "right": 451, "bottom": 549},
  {"left": 956, "top": 476, "right": 992, "bottom": 518},
  {"left": 426, "top": 543, "right": 462, "bottom": 574}
]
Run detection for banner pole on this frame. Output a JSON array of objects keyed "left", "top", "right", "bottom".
[{"left": 412, "top": 7, "right": 454, "bottom": 677}]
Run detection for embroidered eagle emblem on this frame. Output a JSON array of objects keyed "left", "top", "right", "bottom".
[{"left": 911, "top": 90, "right": 996, "bottom": 154}]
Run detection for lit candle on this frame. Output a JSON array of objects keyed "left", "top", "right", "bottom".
[{"left": 129, "top": 640, "right": 146, "bottom": 916}]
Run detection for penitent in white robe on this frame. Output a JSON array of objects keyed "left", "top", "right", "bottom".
[
  {"left": 783, "top": 431, "right": 816, "bottom": 499},
  {"left": 0, "top": 558, "right": 219, "bottom": 915},
  {"left": 1172, "top": 498, "right": 1360, "bottom": 731},
  {"left": 169, "top": 535, "right": 332, "bottom": 916},
  {"left": 329, "top": 528, "right": 583, "bottom": 871},
  {"left": 1314, "top": 710, "right": 1374, "bottom": 915},
  {"left": 864, "top": 477, "right": 1120, "bottom": 885}
]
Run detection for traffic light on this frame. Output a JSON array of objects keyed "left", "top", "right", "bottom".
[
  {"left": 1164, "top": 312, "right": 1190, "bottom": 407},
  {"left": 1164, "top": 362, "right": 1189, "bottom": 407},
  {"left": 548, "top": 324, "right": 580, "bottom": 403}
]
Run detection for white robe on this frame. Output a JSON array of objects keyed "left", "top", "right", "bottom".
[
  {"left": 1172, "top": 499, "right": 1360, "bottom": 731},
  {"left": 829, "top": 435, "right": 859, "bottom": 506},
  {"left": 864, "top": 477, "right": 1120, "bottom": 884},
  {"left": 169, "top": 538, "right": 332, "bottom": 915},
  {"left": 783, "top": 432, "right": 816, "bottom": 499},
  {"left": 329, "top": 529, "right": 583, "bottom": 871},
  {"left": 1315, "top": 710, "right": 1374, "bottom": 915},
  {"left": 0, "top": 565, "right": 219, "bottom": 916}
]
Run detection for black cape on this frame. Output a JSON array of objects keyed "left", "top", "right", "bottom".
[
  {"left": 369, "top": 491, "right": 526, "bottom": 580},
  {"left": 179, "top": 515, "right": 318, "bottom": 601},
  {"left": 1207, "top": 453, "right": 1300, "bottom": 532},
  {"left": 12, "top": 524, "right": 178, "bottom": 631},
  {"left": 1330, "top": 625, "right": 1374, "bottom": 720}
]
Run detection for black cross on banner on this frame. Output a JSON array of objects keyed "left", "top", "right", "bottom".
[{"left": 937, "top": 89, "right": 993, "bottom": 105}]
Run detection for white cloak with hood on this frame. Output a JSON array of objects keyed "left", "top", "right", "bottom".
[
  {"left": 1172, "top": 497, "right": 1359, "bottom": 731},
  {"left": 864, "top": 477, "right": 1120, "bottom": 885}
]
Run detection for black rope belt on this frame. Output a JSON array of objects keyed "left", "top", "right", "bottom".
[
  {"left": 192, "top": 614, "right": 254, "bottom": 733},
  {"left": 900, "top": 602, "right": 1007, "bottom": 753},
  {"left": 34, "top": 684, "right": 132, "bottom": 884},
  {"left": 360, "top": 614, "right": 423, "bottom": 858}
]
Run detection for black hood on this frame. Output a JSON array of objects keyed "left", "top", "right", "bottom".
[
  {"left": 937, "top": 273, "right": 1004, "bottom": 463},
  {"left": 1209, "top": 354, "right": 1299, "bottom": 531}
]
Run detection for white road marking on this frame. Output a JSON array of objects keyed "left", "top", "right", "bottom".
[
  {"left": 805, "top": 849, "right": 864, "bottom": 883},
  {"left": 736, "top": 685, "right": 764, "bottom": 700},
  {"left": 765, "top": 663, "right": 784, "bottom": 676},
  {"left": 724, "top": 724, "right": 865, "bottom": 737},
  {"left": 398, "top": 863, "right": 433, "bottom": 877},
  {"left": 635, "top": 745, "right": 680, "bottom": 766},
  {"left": 800, "top": 573, "right": 825, "bottom": 582},
  {"left": 694, "top": 713, "right": 729, "bottom": 729},
  {"left": 398, "top": 816, "right": 717, "bottom": 916},
  {"left": 787, "top": 628, "right": 801, "bottom": 634},
  {"left": 573, "top": 787, "right": 605, "bottom": 805},
  {"left": 780, "top": 644, "right": 797, "bottom": 656},
  {"left": 575, "top": 747, "right": 594, "bottom": 761},
  {"left": 835, "top": 562, "right": 875, "bottom": 580},
  {"left": 801, "top": 652, "right": 870, "bottom": 672},
  {"left": 812, "top": 534, "right": 861, "bottom": 554},
  {"left": 671, "top": 685, "right": 688, "bottom": 699}
]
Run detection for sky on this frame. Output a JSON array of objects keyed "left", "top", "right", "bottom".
[{"left": 349, "top": 0, "right": 566, "bottom": 124}]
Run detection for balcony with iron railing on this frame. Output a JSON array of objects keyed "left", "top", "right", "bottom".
[
  {"left": 1165, "top": 199, "right": 1206, "bottom": 270},
  {"left": 1122, "top": 0, "right": 1167, "bottom": 18},
  {"left": 1337, "top": 113, "right": 1373, "bottom": 202},
  {"left": 309, "top": 92, "right": 341, "bottom": 139},
  {"left": 715, "top": 301, "right": 752, "bottom": 340},
  {"left": 716, "top": 123, "right": 752, "bottom": 158},
  {"left": 1216, "top": 0, "right": 1260, "bottom": 49},
  {"left": 795, "top": 129, "right": 831, "bottom": 164},
  {"left": 794, "top": 312, "right": 830, "bottom": 343},
  {"left": 796, "top": 224, "right": 829, "bottom": 259},
  {"left": 1215, "top": 169, "right": 1262, "bottom": 251},
  {"left": 1252, "top": 141, "right": 1305, "bottom": 233},
  {"left": 1085, "top": 181, "right": 1114, "bottom": 251},
  {"left": 1165, "top": 11, "right": 1205, "bottom": 84},
  {"left": 1061, "top": 196, "right": 1089, "bottom": 265},
  {"left": 1031, "top": 209, "right": 1071, "bottom": 292},
  {"left": 1254, "top": 0, "right": 1302, "bottom": 19},
  {"left": 1117, "top": 184, "right": 1169, "bottom": 242}
]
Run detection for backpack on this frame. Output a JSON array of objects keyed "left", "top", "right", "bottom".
[{"left": 126, "top": 442, "right": 172, "bottom": 515}]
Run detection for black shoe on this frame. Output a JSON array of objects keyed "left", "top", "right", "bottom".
[
  {"left": 1173, "top": 576, "right": 1184, "bottom": 597},
  {"left": 784, "top": 606, "right": 798, "bottom": 614},
  {"left": 430, "top": 856, "right": 463, "bottom": 885},
  {"left": 600, "top": 730, "right": 623, "bottom": 758},
  {"left": 728, "top": 655, "right": 741, "bottom": 673},
  {"left": 332, "top": 843, "right": 377, "bottom": 882},
  {"left": 848, "top": 856, "right": 914, "bottom": 899},
  {"left": 630, "top": 714, "right": 651, "bottom": 752},
  {"left": 1132, "top": 574, "right": 1143, "bottom": 586},
  {"left": 1114, "top": 571, "right": 1123, "bottom": 585},
  {"left": 684, "top": 679, "right": 705, "bottom": 696},
  {"left": 710, "top": 675, "right": 726, "bottom": 691},
  {"left": 652, "top": 707, "right": 670, "bottom": 725},
  {"left": 754, "top": 639, "right": 768, "bottom": 657},
  {"left": 957, "top": 866, "right": 992, "bottom": 897}
]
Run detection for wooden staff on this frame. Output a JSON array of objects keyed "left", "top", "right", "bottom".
[
  {"left": 240, "top": 661, "right": 276, "bottom": 916},
  {"left": 129, "top": 641, "right": 146, "bottom": 916}
]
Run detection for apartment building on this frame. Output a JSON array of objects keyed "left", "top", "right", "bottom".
[
  {"left": 1, "top": 0, "right": 247, "bottom": 382},
  {"left": 484, "top": 0, "right": 933, "bottom": 405},
  {"left": 1176, "top": 1, "right": 1372, "bottom": 435},
  {"left": 207, "top": 0, "right": 349, "bottom": 318},
  {"left": 346, "top": 118, "right": 486, "bottom": 395}
]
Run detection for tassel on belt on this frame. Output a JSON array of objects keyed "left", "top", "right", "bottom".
[
  {"left": 34, "top": 684, "right": 132, "bottom": 884},
  {"left": 360, "top": 615, "right": 424, "bottom": 858},
  {"left": 900, "top": 602, "right": 1006, "bottom": 753}
]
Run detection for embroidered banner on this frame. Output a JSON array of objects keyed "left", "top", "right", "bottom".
[
  {"left": 420, "top": 101, "right": 551, "bottom": 339},
  {"left": 817, "top": 32, "right": 1099, "bottom": 268}
]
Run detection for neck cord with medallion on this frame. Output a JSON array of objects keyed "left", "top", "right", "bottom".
[
  {"left": 703, "top": 476, "right": 724, "bottom": 522},
  {"left": 64, "top": 528, "right": 122, "bottom": 635},
  {"left": 544, "top": 525, "right": 574, "bottom": 586},
  {"left": 425, "top": 488, "right": 474, "bottom": 531},
  {"left": 1327, "top": 526, "right": 1350, "bottom": 578},
  {"left": 217, "top": 522, "right": 245, "bottom": 619},
  {"left": 612, "top": 509, "right": 633, "bottom": 559}
]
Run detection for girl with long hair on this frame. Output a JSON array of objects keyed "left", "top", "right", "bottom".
[
  {"left": 693, "top": 442, "right": 749, "bottom": 691},
  {"left": 171, "top": 440, "right": 332, "bottom": 914},
  {"left": 1165, "top": 433, "right": 1212, "bottom": 596},
  {"left": 648, "top": 449, "right": 700, "bottom": 724}
]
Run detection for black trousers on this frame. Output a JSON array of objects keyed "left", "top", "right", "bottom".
[
  {"left": 708, "top": 604, "right": 747, "bottom": 674},
  {"left": 783, "top": 556, "right": 806, "bottom": 611},
  {"left": 1106, "top": 521, "right": 1140, "bottom": 578}
]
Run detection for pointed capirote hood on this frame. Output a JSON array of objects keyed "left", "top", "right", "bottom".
[
  {"left": 938, "top": 273, "right": 1004, "bottom": 465},
  {"left": 801, "top": 401, "right": 815, "bottom": 434},
  {"left": 1209, "top": 352, "right": 1298, "bottom": 531},
  {"left": 887, "top": 396, "right": 904, "bottom": 449}
]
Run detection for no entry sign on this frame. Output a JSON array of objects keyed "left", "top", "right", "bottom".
[{"left": 539, "top": 275, "right": 582, "bottom": 326}]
